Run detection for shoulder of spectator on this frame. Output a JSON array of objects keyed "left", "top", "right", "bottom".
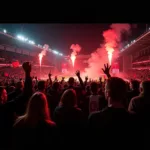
[
  {"left": 88, "top": 111, "right": 101, "bottom": 121},
  {"left": 130, "top": 95, "right": 142, "bottom": 104},
  {"left": 46, "top": 120, "right": 56, "bottom": 127}
]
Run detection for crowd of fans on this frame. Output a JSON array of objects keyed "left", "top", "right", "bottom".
[
  {"left": 127, "top": 69, "right": 150, "bottom": 80},
  {"left": 0, "top": 62, "right": 149, "bottom": 149}
]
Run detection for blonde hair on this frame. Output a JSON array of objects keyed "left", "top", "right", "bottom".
[{"left": 14, "top": 92, "right": 50, "bottom": 126}]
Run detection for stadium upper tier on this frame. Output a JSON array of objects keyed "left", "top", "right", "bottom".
[
  {"left": 120, "top": 30, "right": 150, "bottom": 56},
  {"left": 0, "top": 30, "right": 63, "bottom": 56}
]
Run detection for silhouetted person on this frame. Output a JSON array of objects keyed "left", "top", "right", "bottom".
[
  {"left": 13, "top": 92, "right": 58, "bottom": 149},
  {"left": 127, "top": 80, "right": 140, "bottom": 107},
  {"left": 54, "top": 89, "right": 84, "bottom": 148},
  {"left": 8, "top": 81, "right": 24, "bottom": 101},
  {"left": 88, "top": 77, "right": 134, "bottom": 149}
]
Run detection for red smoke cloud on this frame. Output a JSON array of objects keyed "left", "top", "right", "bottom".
[{"left": 84, "top": 24, "right": 131, "bottom": 78}]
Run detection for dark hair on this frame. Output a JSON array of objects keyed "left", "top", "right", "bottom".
[
  {"left": 59, "top": 89, "right": 77, "bottom": 107},
  {"left": 141, "top": 80, "right": 150, "bottom": 94},
  {"left": 52, "top": 82, "right": 60, "bottom": 90},
  {"left": 130, "top": 80, "right": 140, "bottom": 90},
  {"left": 68, "top": 77, "right": 74, "bottom": 85},
  {"left": 106, "top": 77, "right": 127, "bottom": 101},
  {"left": 0, "top": 87, "right": 4, "bottom": 96},
  {"left": 90, "top": 82, "right": 98, "bottom": 93},
  {"left": 38, "top": 80, "right": 46, "bottom": 91}
]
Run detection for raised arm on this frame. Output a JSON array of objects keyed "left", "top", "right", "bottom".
[
  {"left": 84, "top": 76, "right": 88, "bottom": 87},
  {"left": 76, "top": 70, "right": 84, "bottom": 88},
  {"left": 102, "top": 63, "right": 111, "bottom": 79},
  {"left": 22, "top": 62, "right": 33, "bottom": 97},
  {"left": 48, "top": 72, "right": 53, "bottom": 87}
]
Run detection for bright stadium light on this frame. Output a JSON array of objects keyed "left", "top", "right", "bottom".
[
  {"left": 3, "top": 29, "right": 7, "bottom": 33},
  {"left": 53, "top": 50, "right": 59, "bottom": 54},
  {"left": 59, "top": 53, "right": 63, "bottom": 56},
  {"left": 17, "top": 35, "right": 28, "bottom": 42},
  {"left": 38, "top": 44, "right": 42, "bottom": 48},
  {"left": 28, "top": 40, "right": 35, "bottom": 45}
]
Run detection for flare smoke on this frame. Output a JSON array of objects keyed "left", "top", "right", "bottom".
[
  {"left": 38, "top": 44, "right": 49, "bottom": 67},
  {"left": 70, "top": 44, "right": 81, "bottom": 67},
  {"left": 84, "top": 24, "right": 131, "bottom": 78}
]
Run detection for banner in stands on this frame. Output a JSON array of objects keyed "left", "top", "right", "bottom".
[
  {"left": 111, "top": 62, "right": 119, "bottom": 74},
  {"left": 12, "top": 60, "right": 20, "bottom": 68},
  {"left": 4, "top": 72, "right": 9, "bottom": 77},
  {"left": 62, "top": 63, "right": 68, "bottom": 74}
]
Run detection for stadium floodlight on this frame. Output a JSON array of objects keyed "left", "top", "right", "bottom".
[
  {"left": 59, "top": 53, "right": 63, "bottom": 56},
  {"left": 133, "top": 40, "right": 135, "bottom": 43},
  {"left": 38, "top": 44, "right": 42, "bottom": 47},
  {"left": 28, "top": 40, "right": 35, "bottom": 45},
  {"left": 3, "top": 29, "right": 7, "bottom": 33},
  {"left": 53, "top": 50, "right": 59, "bottom": 54},
  {"left": 17, "top": 35, "right": 28, "bottom": 42}
]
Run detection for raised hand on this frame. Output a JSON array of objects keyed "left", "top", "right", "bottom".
[
  {"left": 48, "top": 70, "right": 52, "bottom": 78},
  {"left": 22, "top": 62, "right": 31, "bottom": 73},
  {"left": 75, "top": 70, "right": 80, "bottom": 77},
  {"left": 55, "top": 76, "right": 58, "bottom": 81},
  {"left": 102, "top": 63, "right": 111, "bottom": 76},
  {"left": 48, "top": 73, "right": 52, "bottom": 78},
  {"left": 85, "top": 76, "right": 88, "bottom": 81},
  {"left": 99, "top": 77, "right": 102, "bottom": 81}
]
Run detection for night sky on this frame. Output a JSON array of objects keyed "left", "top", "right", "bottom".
[{"left": 0, "top": 24, "right": 147, "bottom": 55}]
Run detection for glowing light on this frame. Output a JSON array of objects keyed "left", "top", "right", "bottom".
[
  {"left": 38, "top": 44, "right": 42, "bottom": 48},
  {"left": 71, "top": 54, "right": 76, "bottom": 67},
  {"left": 28, "top": 40, "right": 35, "bottom": 45},
  {"left": 17, "top": 35, "right": 28, "bottom": 42},
  {"left": 38, "top": 53, "right": 43, "bottom": 67},
  {"left": 70, "top": 44, "right": 81, "bottom": 68},
  {"left": 106, "top": 47, "right": 114, "bottom": 65},
  {"left": 38, "top": 44, "right": 49, "bottom": 67},
  {"left": 3, "top": 29, "right": 7, "bottom": 33},
  {"left": 53, "top": 50, "right": 59, "bottom": 54}
]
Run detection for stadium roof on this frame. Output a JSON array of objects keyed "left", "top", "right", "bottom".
[{"left": 119, "top": 30, "right": 150, "bottom": 56}]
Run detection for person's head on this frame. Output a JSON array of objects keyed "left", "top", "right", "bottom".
[
  {"left": 130, "top": 80, "right": 140, "bottom": 90},
  {"left": 140, "top": 80, "right": 150, "bottom": 94},
  {"left": 16, "top": 81, "right": 24, "bottom": 90},
  {"left": 0, "top": 87, "right": 7, "bottom": 104},
  {"left": 8, "top": 86, "right": 16, "bottom": 93},
  {"left": 68, "top": 77, "right": 75, "bottom": 86},
  {"left": 59, "top": 89, "right": 77, "bottom": 108},
  {"left": 22, "top": 92, "right": 50, "bottom": 125},
  {"left": 52, "top": 82, "right": 60, "bottom": 91},
  {"left": 105, "top": 77, "right": 127, "bottom": 104},
  {"left": 38, "top": 80, "right": 46, "bottom": 92},
  {"left": 90, "top": 82, "right": 98, "bottom": 94},
  {"left": 64, "top": 84, "right": 68, "bottom": 89},
  {"left": 86, "top": 85, "right": 91, "bottom": 92}
]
